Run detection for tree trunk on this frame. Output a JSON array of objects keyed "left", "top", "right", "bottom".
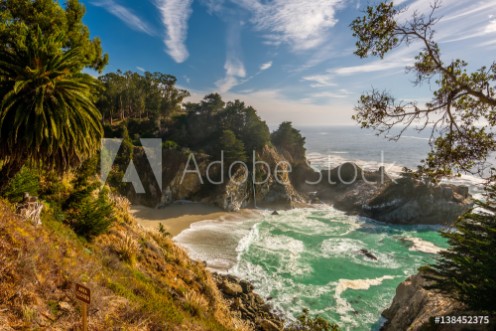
[{"left": 0, "top": 160, "right": 25, "bottom": 192}]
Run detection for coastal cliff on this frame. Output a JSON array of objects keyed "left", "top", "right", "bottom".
[
  {"left": 381, "top": 273, "right": 494, "bottom": 331},
  {"left": 127, "top": 151, "right": 472, "bottom": 226},
  {"left": 125, "top": 144, "right": 305, "bottom": 212}
]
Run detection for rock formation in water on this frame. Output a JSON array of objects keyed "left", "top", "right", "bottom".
[{"left": 313, "top": 162, "right": 473, "bottom": 225}]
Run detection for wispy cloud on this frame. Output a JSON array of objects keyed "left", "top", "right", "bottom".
[
  {"left": 155, "top": 0, "right": 193, "bottom": 63},
  {"left": 260, "top": 61, "right": 273, "bottom": 71},
  {"left": 216, "top": 17, "right": 247, "bottom": 93},
  {"left": 302, "top": 74, "right": 336, "bottom": 88},
  {"left": 216, "top": 58, "right": 247, "bottom": 93},
  {"left": 398, "top": 0, "right": 496, "bottom": 47},
  {"left": 201, "top": 0, "right": 225, "bottom": 14},
  {"left": 92, "top": 0, "right": 154, "bottom": 34},
  {"left": 136, "top": 66, "right": 146, "bottom": 72},
  {"left": 237, "top": 0, "right": 343, "bottom": 51},
  {"left": 334, "top": 58, "right": 411, "bottom": 75}
]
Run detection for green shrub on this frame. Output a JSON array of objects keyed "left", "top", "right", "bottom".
[
  {"left": 162, "top": 140, "right": 179, "bottom": 150},
  {"left": 68, "top": 187, "right": 113, "bottom": 240},
  {"left": 1, "top": 167, "right": 40, "bottom": 202}
]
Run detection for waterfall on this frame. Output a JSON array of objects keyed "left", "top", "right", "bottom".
[{"left": 252, "top": 175, "right": 257, "bottom": 209}]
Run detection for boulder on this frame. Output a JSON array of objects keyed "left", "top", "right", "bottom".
[
  {"left": 221, "top": 280, "right": 243, "bottom": 297},
  {"left": 259, "top": 319, "right": 282, "bottom": 331}
]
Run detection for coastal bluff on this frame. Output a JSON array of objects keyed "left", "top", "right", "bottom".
[
  {"left": 124, "top": 144, "right": 306, "bottom": 211},
  {"left": 381, "top": 273, "right": 494, "bottom": 331}
]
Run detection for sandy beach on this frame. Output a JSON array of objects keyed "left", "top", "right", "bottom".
[{"left": 131, "top": 203, "right": 258, "bottom": 237}]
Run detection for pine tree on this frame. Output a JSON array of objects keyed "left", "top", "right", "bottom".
[
  {"left": 271, "top": 121, "right": 306, "bottom": 163},
  {"left": 422, "top": 187, "right": 496, "bottom": 311},
  {"left": 219, "top": 130, "right": 247, "bottom": 169}
]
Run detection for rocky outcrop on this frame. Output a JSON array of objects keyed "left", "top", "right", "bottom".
[
  {"left": 125, "top": 145, "right": 305, "bottom": 211},
  {"left": 126, "top": 147, "right": 471, "bottom": 224},
  {"left": 213, "top": 273, "right": 284, "bottom": 331},
  {"left": 127, "top": 148, "right": 215, "bottom": 207},
  {"left": 381, "top": 273, "right": 495, "bottom": 331},
  {"left": 314, "top": 163, "right": 473, "bottom": 225}
]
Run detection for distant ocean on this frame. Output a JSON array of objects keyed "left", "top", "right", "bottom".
[{"left": 175, "top": 126, "right": 484, "bottom": 331}]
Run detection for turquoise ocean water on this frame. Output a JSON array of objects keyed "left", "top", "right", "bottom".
[{"left": 175, "top": 126, "right": 483, "bottom": 331}]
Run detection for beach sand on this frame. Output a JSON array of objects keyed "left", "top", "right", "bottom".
[{"left": 131, "top": 203, "right": 258, "bottom": 237}]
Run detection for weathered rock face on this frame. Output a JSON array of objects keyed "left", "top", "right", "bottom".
[
  {"left": 364, "top": 177, "right": 472, "bottom": 225},
  {"left": 380, "top": 273, "right": 496, "bottom": 331},
  {"left": 314, "top": 163, "right": 473, "bottom": 225},
  {"left": 213, "top": 166, "right": 251, "bottom": 211},
  {"left": 125, "top": 145, "right": 304, "bottom": 211},
  {"left": 213, "top": 273, "right": 284, "bottom": 331},
  {"left": 126, "top": 148, "right": 216, "bottom": 207},
  {"left": 212, "top": 145, "right": 305, "bottom": 211},
  {"left": 254, "top": 145, "right": 305, "bottom": 209}
]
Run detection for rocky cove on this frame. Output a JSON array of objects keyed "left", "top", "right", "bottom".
[
  {"left": 121, "top": 142, "right": 477, "bottom": 330},
  {"left": 126, "top": 145, "right": 473, "bottom": 226}
]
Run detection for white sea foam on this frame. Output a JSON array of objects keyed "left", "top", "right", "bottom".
[
  {"left": 404, "top": 237, "right": 444, "bottom": 254},
  {"left": 235, "top": 222, "right": 260, "bottom": 256},
  {"left": 306, "top": 152, "right": 405, "bottom": 177},
  {"left": 334, "top": 275, "right": 396, "bottom": 323},
  {"left": 321, "top": 238, "right": 366, "bottom": 256}
]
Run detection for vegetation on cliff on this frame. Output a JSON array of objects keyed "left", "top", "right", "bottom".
[
  {"left": 0, "top": 187, "right": 250, "bottom": 330},
  {"left": 0, "top": 1, "right": 333, "bottom": 329},
  {"left": 422, "top": 190, "right": 496, "bottom": 311}
]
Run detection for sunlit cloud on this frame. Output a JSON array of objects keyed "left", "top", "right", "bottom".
[
  {"left": 237, "top": 0, "right": 343, "bottom": 51},
  {"left": 155, "top": 0, "right": 193, "bottom": 63},
  {"left": 260, "top": 61, "right": 273, "bottom": 71}
]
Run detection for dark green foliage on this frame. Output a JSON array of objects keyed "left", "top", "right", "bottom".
[
  {"left": 422, "top": 188, "right": 496, "bottom": 311},
  {"left": 0, "top": 0, "right": 108, "bottom": 71},
  {"left": 98, "top": 71, "right": 189, "bottom": 125},
  {"left": 158, "top": 223, "right": 171, "bottom": 237},
  {"left": 286, "top": 309, "right": 340, "bottom": 331},
  {"left": 1, "top": 167, "right": 40, "bottom": 202},
  {"left": 68, "top": 187, "right": 113, "bottom": 240},
  {"left": 65, "top": 159, "right": 113, "bottom": 240},
  {"left": 219, "top": 130, "right": 247, "bottom": 168},
  {"left": 162, "top": 140, "right": 180, "bottom": 150},
  {"left": 351, "top": 2, "right": 399, "bottom": 59},
  {"left": 168, "top": 95, "right": 270, "bottom": 159},
  {"left": 271, "top": 122, "right": 306, "bottom": 163},
  {"left": 0, "top": 28, "right": 103, "bottom": 190},
  {"left": 221, "top": 100, "right": 271, "bottom": 154}
]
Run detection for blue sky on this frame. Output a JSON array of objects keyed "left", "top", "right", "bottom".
[{"left": 81, "top": 0, "right": 496, "bottom": 126}]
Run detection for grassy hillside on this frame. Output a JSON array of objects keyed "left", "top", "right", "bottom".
[{"left": 0, "top": 195, "right": 250, "bottom": 330}]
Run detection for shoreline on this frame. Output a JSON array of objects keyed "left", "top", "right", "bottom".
[{"left": 131, "top": 202, "right": 260, "bottom": 237}]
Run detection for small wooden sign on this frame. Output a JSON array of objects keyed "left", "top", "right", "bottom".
[
  {"left": 75, "top": 283, "right": 90, "bottom": 331},
  {"left": 75, "top": 283, "right": 91, "bottom": 304}
]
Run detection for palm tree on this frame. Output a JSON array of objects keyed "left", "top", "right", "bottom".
[{"left": 0, "top": 29, "right": 103, "bottom": 190}]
